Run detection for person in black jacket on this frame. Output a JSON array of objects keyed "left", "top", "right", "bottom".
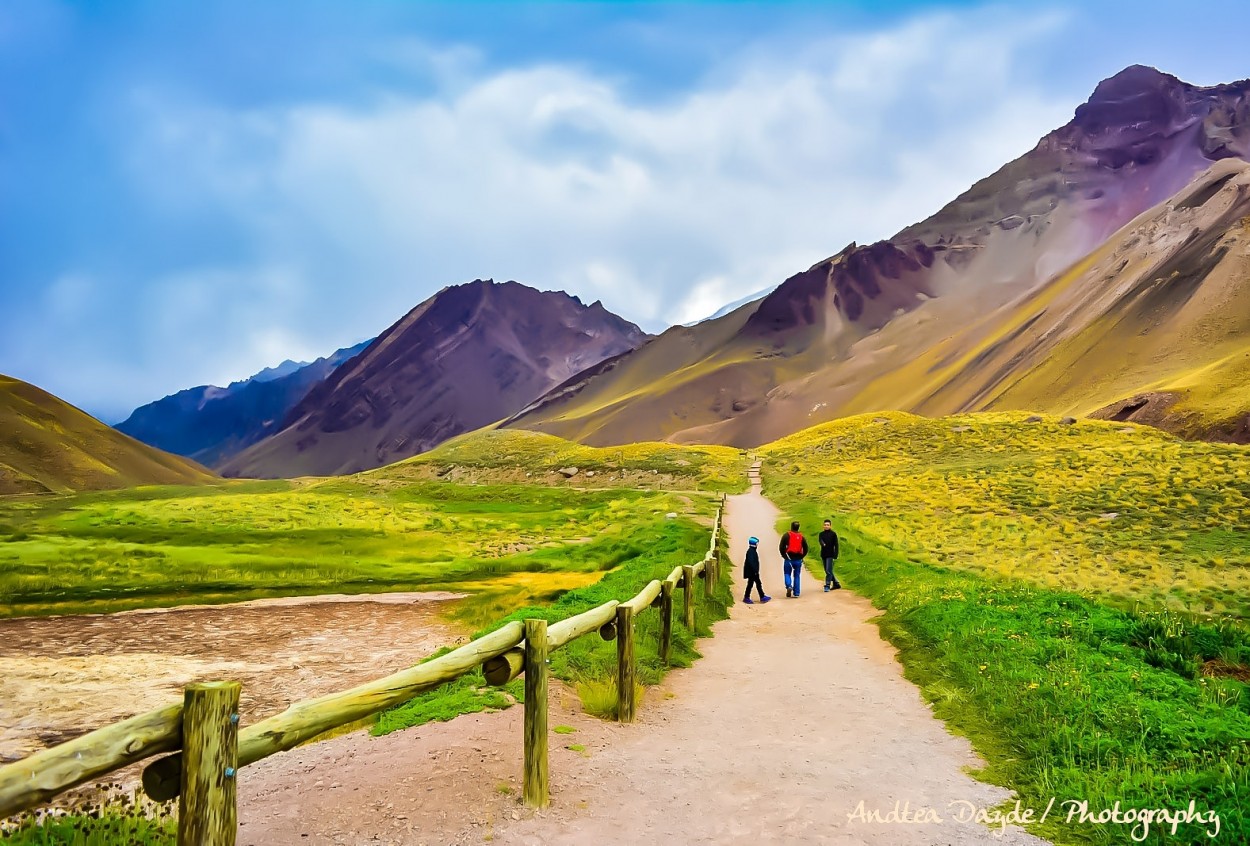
[
  {"left": 742, "top": 537, "right": 771, "bottom": 604},
  {"left": 779, "top": 521, "right": 809, "bottom": 597},
  {"left": 819, "top": 519, "right": 841, "bottom": 591}
]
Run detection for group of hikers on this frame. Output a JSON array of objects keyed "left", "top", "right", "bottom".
[{"left": 740, "top": 519, "right": 840, "bottom": 604}]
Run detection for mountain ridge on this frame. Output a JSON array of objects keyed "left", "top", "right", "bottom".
[
  {"left": 222, "top": 279, "right": 650, "bottom": 477},
  {"left": 504, "top": 65, "right": 1250, "bottom": 448}
]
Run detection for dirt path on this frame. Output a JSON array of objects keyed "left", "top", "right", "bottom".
[{"left": 236, "top": 469, "right": 1049, "bottom": 844}]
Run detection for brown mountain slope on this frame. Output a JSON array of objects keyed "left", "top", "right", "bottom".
[
  {"left": 222, "top": 280, "right": 649, "bottom": 478},
  {"left": 505, "top": 67, "right": 1250, "bottom": 447},
  {"left": 0, "top": 374, "right": 215, "bottom": 494}
]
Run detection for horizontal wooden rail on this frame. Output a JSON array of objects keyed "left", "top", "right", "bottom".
[
  {"left": 141, "top": 621, "right": 525, "bottom": 801},
  {"left": 483, "top": 600, "right": 620, "bottom": 686},
  {"left": 619, "top": 579, "right": 662, "bottom": 614},
  {"left": 0, "top": 703, "right": 183, "bottom": 819}
]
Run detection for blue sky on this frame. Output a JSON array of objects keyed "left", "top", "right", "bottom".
[{"left": 3, "top": 1, "right": 1248, "bottom": 422}]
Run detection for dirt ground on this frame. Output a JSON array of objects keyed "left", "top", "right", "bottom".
[
  {"left": 233, "top": 468, "right": 1051, "bottom": 844},
  {"left": 0, "top": 592, "right": 463, "bottom": 770}
]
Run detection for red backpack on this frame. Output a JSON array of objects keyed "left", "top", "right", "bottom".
[{"left": 786, "top": 531, "right": 804, "bottom": 554}]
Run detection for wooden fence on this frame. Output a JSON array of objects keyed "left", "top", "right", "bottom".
[{"left": 0, "top": 497, "right": 726, "bottom": 844}]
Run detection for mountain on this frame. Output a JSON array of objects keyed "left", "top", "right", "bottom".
[
  {"left": 116, "top": 341, "right": 370, "bottom": 468},
  {"left": 221, "top": 280, "right": 650, "bottom": 477},
  {"left": 504, "top": 66, "right": 1250, "bottom": 446},
  {"left": 0, "top": 374, "right": 215, "bottom": 495}
]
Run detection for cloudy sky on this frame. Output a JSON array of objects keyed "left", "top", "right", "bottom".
[{"left": 3, "top": 1, "right": 1248, "bottom": 422}]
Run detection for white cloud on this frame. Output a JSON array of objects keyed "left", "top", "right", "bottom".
[{"left": 51, "top": 6, "right": 1079, "bottom": 414}]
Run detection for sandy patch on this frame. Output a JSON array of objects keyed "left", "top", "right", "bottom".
[{"left": 0, "top": 592, "right": 462, "bottom": 770}]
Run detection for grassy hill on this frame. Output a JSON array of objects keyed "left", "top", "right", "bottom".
[
  {"left": 761, "top": 410, "right": 1250, "bottom": 618},
  {"left": 0, "top": 374, "right": 215, "bottom": 495}
]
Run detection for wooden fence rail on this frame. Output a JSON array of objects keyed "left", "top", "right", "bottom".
[{"left": 0, "top": 494, "right": 728, "bottom": 843}]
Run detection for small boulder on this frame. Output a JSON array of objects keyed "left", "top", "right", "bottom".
[
  {"left": 558, "top": 466, "right": 579, "bottom": 478},
  {"left": 1025, "top": 415, "right": 1044, "bottom": 423},
  {"left": 950, "top": 425, "right": 972, "bottom": 433},
  {"left": 436, "top": 465, "right": 455, "bottom": 477},
  {"left": 1060, "top": 416, "right": 1077, "bottom": 425},
  {"left": 585, "top": 470, "right": 596, "bottom": 477},
  {"left": 665, "top": 512, "right": 678, "bottom": 519}
]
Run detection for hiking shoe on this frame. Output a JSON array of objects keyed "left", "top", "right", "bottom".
[
  {"left": 833, "top": 583, "right": 842, "bottom": 590},
  {"left": 824, "top": 585, "right": 830, "bottom": 592},
  {"left": 786, "top": 587, "right": 792, "bottom": 597},
  {"left": 794, "top": 591, "right": 800, "bottom": 597},
  {"left": 743, "top": 598, "right": 754, "bottom": 604},
  {"left": 761, "top": 596, "right": 772, "bottom": 603}
]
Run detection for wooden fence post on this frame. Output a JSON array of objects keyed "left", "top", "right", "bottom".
[
  {"left": 522, "top": 619, "right": 549, "bottom": 808},
  {"left": 703, "top": 560, "right": 714, "bottom": 599},
  {"left": 659, "top": 581, "right": 673, "bottom": 665},
  {"left": 179, "top": 681, "right": 240, "bottom": 846},
  {"left": 615, "top": 605, "right": 636, "bottom": 723},
  {"left": 682, "top": 565, "right": 696, "bottom": 630}
]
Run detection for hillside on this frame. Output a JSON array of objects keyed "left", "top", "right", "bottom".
[
  {"left": 505, "top": 66, "right": 1250, "bottom": 447},
  {"left": 0, "top": 374, "right": 215, "bottom": 495},
  {"left": 115, "top": 340, "right": 370, "bottom": 468},
  {"left": 222, "top": 280, "right": 649, "bottom": 478}
]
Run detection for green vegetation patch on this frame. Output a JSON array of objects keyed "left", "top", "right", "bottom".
[
  {"left": 2, "top": 796, "right": 175, "bottom": 845},
  {"left": 374, "top": 517, "right": 734, "bottom": 733},
  {"left": 0, "top": 477, "right": 714, "bottom": 620},
  {"left": 762, "top": 410, "right": 1250, "bottom": 619},
  {"left": 380, "top": 428, "right": 750, "bottom": 493}
]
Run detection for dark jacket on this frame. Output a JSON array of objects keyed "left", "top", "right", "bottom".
[
  {"left": 743, "top": 546, "right": 761, "bottom": 577},
  {"left": 779, "top": 532, "right": 808, "bottom": 560},
  {"left": 819, "top": 529, "right": 839, "bottom": 560}
]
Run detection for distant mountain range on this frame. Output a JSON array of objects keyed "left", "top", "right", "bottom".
[
  {"left": 218, "top": 280, "right": 649, "bottom": 477},
  {"left": 0, "top": 374, "right": 213, "bottom": 494},
  {"left": 504, "top": 66, "right": 1250, "bottom": 447},
  {"left": 115, "top": 340, "right": 372, "bottom": 468},
  {"left": 100, "top": 64, "right": 1250, "bottom": 485}
]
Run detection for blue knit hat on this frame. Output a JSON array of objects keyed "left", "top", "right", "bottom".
[{"left": 748, "top": 537, "right": 759, "bottom": 545}]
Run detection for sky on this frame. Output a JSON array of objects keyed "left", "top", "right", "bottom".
[{"left": 3, "top": 1, "right": 1249, "bottom": 422}]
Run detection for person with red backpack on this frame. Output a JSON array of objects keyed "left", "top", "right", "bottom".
[{"left": 779, "top": 521, "right": 808, "bottom": 597}]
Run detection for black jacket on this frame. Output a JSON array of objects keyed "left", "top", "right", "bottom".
[
  {"left": 819, "top": 529, "right": 839, "bottom": 559},
  {"left": 779, "top": 532, "right": 809, "bottom": 560},
  {"left": 743, "top": 546, "right": 761, "bottom": 577}
]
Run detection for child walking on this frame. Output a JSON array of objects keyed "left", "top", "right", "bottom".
[{"left": 742, "top": 537, "right": 771, "bottom": 604}]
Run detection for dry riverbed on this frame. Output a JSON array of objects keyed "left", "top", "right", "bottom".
[{"left": 0, "top": 592, "right": 463, "bottom": 781}]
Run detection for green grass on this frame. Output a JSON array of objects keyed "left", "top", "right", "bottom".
[
  {"left": 762, "top": 410, "right": 1250, "bottom": 619},
  {"left": 386, "top": 428, "right": 750, "bottom": 493},
  {"left": 762, "top": 411, "right": 1250, "bottom": 844},
  {"left": 0, "top": 796, "right": 175, "bottom": 845},
  {"left": 374, "top": 517, "right": 734, "bottom": 733},
  {"left": 0, "top": 477, "right": 717, "bottom": 621}
]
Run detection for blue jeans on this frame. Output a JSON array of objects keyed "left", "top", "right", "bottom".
[
  {"left": 783, "top": 557, "right": 803, "bottom": 594},
  {"left": 823, "top": 557, "right": 838, "bottom": 587}
]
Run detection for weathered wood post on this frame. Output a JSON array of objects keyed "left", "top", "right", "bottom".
[
  {"left": 659, "top": 580, "right": 674, "bottom": 665},
  {"left": 682, "top": 565, "right": 696, "bottom": 630},
  {"left": 615, "top": 605, "right": 636, "bottom": 723},
  {"left": 522, "top": 619, "right": 549, "bottom": 808},
  {"left": 703, "top": 559, "right": 714, "bottom": 599},
  {"left": 179, "top": 681, "right": 240, "bottom": 846}
]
